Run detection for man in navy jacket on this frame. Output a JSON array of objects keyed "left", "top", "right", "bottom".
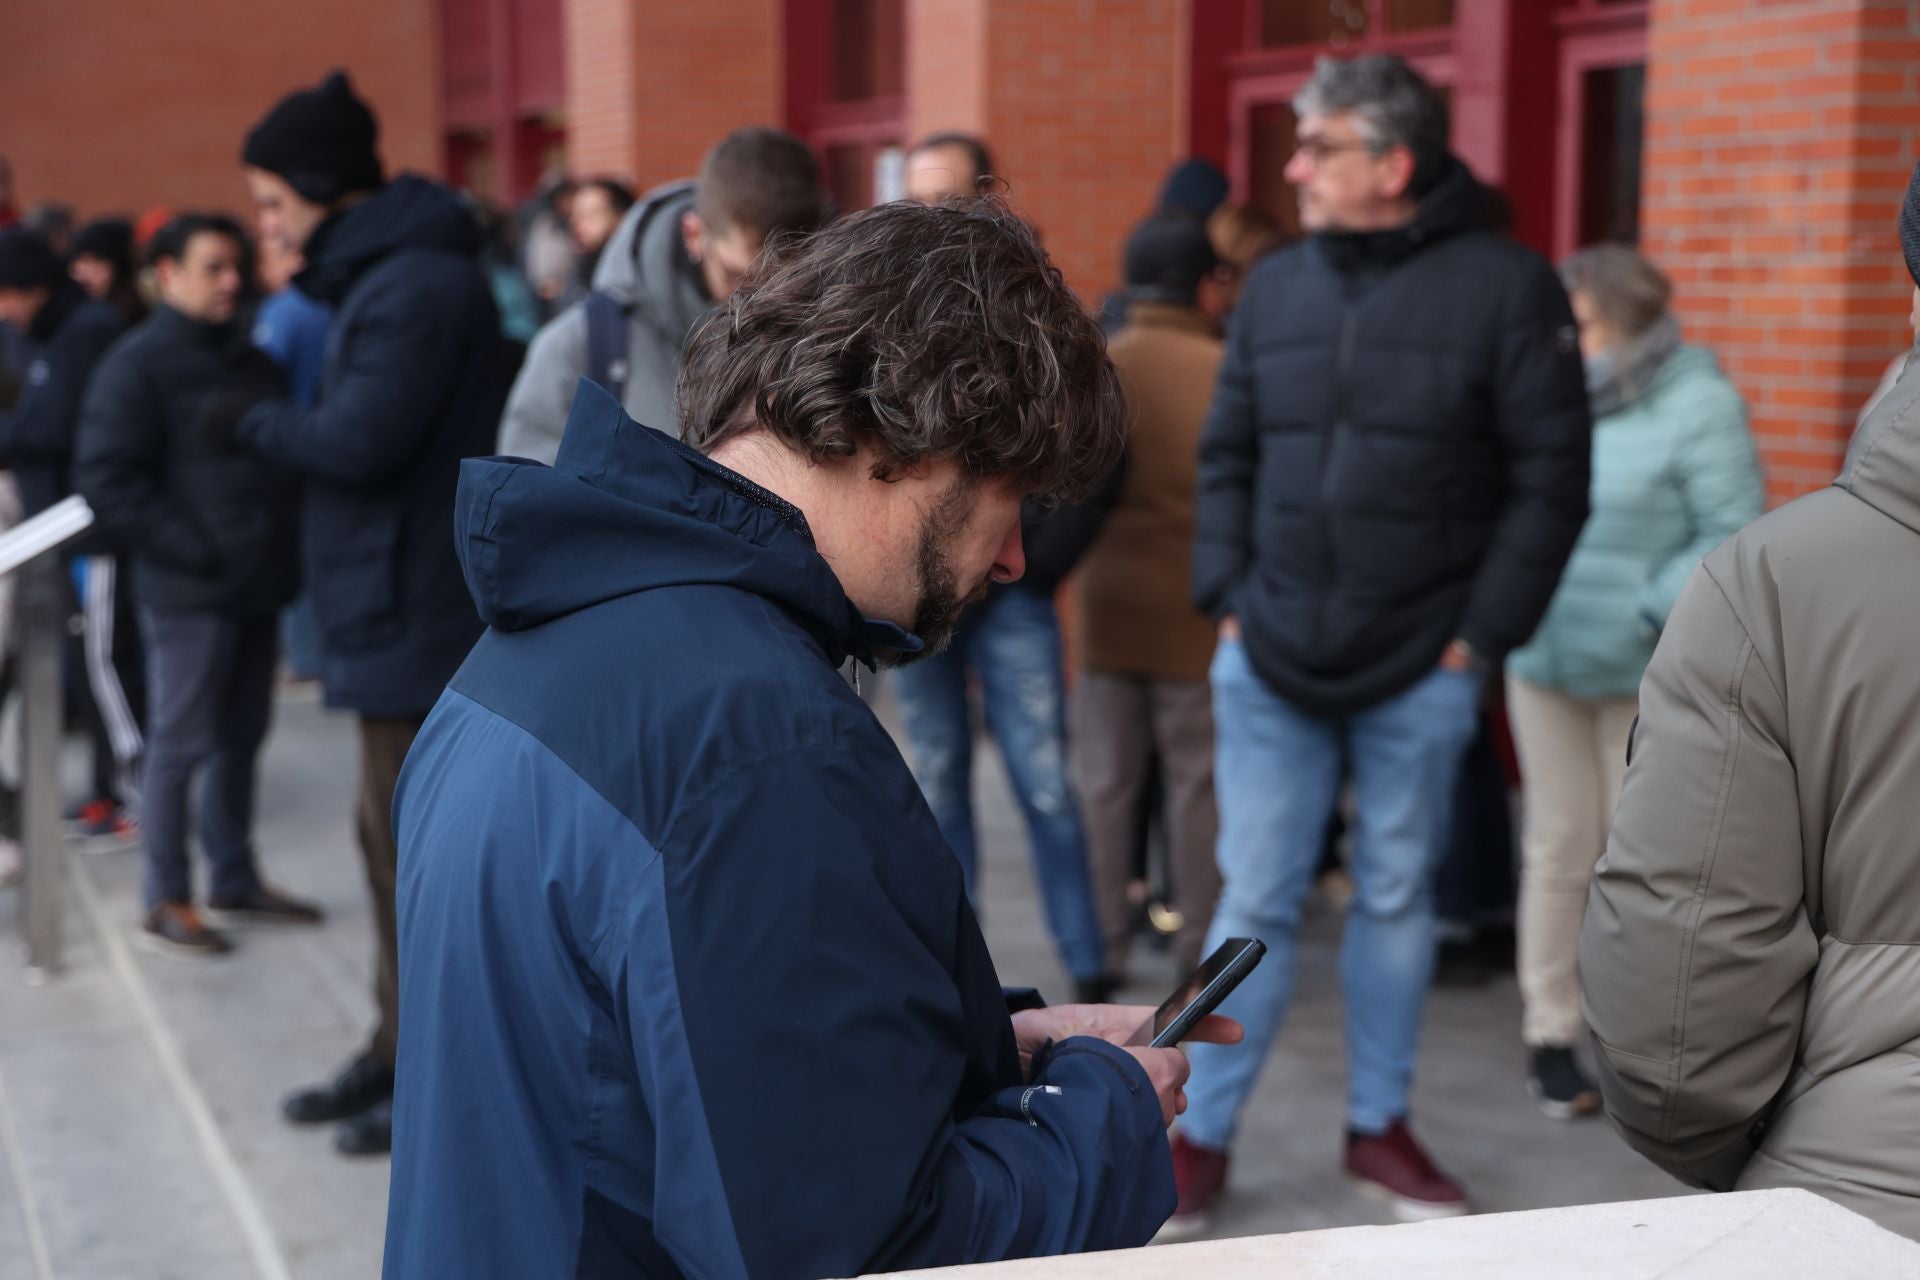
[
  {"left": 384, "top": 199, "right": 1233, "bottom": 1278},
  {"left": 233, "top": 71, "right": 505, "bottom": 1157}
]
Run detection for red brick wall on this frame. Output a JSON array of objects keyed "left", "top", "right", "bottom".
[
  {"left": 567, "top": 1, "right": 782, "bottom": 191},
  {"left": 906, "top": 0, "right": 989, "bottom": 142},
  {"left": 1641, "top": 0, "right": 1920, "bottom": 504},
  {"left": 0, "top": 0, "right": 441, "bottom": 224},
  {"left": 566, "top": 0, "right": 642, "bottom": 179},
  {"left": 905, "top": 0, "right": 1184, "bottom": 300}
]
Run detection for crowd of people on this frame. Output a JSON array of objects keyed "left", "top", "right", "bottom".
[{"left": 2, "top": 45, "right": 1919, "bottom": 1277}]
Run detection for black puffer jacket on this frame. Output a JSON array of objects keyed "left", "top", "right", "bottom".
[
  {"left": 1193, "top": 159, "right": 1590, "bottom": 716},
  {"left": 75, "top": 305, "right": 300, "bottom": 615},
  {"left": 0, "top": 281, "right": 126, "bottom": 521},
  {"left": 238, "top": 176, "right": 505, "bottom": 717}
]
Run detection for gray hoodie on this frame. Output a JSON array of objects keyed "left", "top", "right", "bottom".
[
  {"left": 1583, "top": 340, "right": 1920, "bottom": 1238},
  {"left": 497, "top": 180, "right": 711, "bottom": 462}
]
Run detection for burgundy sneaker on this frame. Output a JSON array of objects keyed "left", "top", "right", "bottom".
[
  {"left": 1345, "top": 1120, "right": 1468, "bottom": 1221},
  {"left": 1155, "top": 1132, "right": 1229, "bottom": 1240}
]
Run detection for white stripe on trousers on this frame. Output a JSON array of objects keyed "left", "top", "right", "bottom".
[{"left": 83, "top": 554, "right": 143, "bottom": 767}]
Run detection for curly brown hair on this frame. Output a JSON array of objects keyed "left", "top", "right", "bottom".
[{"left": 678, "top": 196, "right": 1125, "bottom": 503}]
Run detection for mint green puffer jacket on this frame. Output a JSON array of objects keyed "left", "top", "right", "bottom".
[{"left": 1507, "top": 345, "right": 1764, "bottom": 699}]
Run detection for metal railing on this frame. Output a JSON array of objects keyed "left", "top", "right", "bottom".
[{"left": 1, "top": 495, "right": 98, "bottom": 978}]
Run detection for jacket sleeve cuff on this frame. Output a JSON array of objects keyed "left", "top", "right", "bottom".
[{"left": 1030, "top": 1036, "right": 1156, "bottom": 1111}]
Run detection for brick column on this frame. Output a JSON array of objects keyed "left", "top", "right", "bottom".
[
  {"left": 1641, "top": 0, "right": 1920, "bottom": 503},
  {"left": 564, "top": 0, "right": 640, "bottom": 179},
  {"left": 907, "top": 0, "right": 1188, "bottom": 300},
  {"left": 566, "top": 0, "right": 781, "bottom": 189},
  {"left": 906, "top": 0, "right": 990, "bottom": 142}
]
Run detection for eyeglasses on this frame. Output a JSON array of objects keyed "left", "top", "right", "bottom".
[{"left": 1292, "top": 137, "right": 1375, "bottom": 164}]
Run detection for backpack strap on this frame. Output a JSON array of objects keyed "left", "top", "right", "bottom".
[{"left": 582, "top": 290, "right": 629, "bottom": 407}]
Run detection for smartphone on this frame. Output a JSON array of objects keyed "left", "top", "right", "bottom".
[{"left": 1127, "top": 937, "right": 1266, "bottom": 1049}]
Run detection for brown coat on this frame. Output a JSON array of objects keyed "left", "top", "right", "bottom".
[{"left": 1076, "top": 303, "right": 1221, "bottom": 683}]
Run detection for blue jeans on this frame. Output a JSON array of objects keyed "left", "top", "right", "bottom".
[
  {"left": 892, "top": 588, "right": 1107, "bottom": 982},
  {"left": 1181, "top": 639, "right": 1483, "bottom": 1142}
]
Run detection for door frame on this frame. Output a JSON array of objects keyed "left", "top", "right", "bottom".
[{"left": 1552, "top": 3, "right": 1650, "bottom": 257}]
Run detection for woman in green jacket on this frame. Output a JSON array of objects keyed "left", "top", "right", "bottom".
[{"left": 1505, "top": 244, "right": 1765, "bottom": 1121}]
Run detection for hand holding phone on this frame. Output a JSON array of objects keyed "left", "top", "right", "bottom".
[{"left": 1127, "top": 937, "right": 1266, "bottom": 1049}]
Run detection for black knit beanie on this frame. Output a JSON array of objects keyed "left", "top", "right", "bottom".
[
  {"left": 1902, "top": 160, "right": 1920, "bottom": 289},
  {"left": 0, "top": 227, "right": 65, "bottom": 291},
  {"left": 70, "top": 217, "right": 135, "bottom": 270},
  {"left": 242, "top": 71, "right": 384, "bottom": 205}
]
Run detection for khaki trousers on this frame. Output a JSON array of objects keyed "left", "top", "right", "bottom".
[
  {"left": 1506, "top": 676, "right": 1638, "bottom": 1048},
  {"left": 1069, "top": 670, "right": 1221, "bottom": 972}
]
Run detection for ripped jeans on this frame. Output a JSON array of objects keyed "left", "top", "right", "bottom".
[{"left": 892, "top": 586, "right": 1108, "bottom": 982}]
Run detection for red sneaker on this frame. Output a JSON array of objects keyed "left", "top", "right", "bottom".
[
  {"left": 1345, "top": 1120, "right": 1468, "bottom": 1221},
  {"left": 1157, "top": 1132, "right": 1229, "bottom": 1239},
  {"left": 69, "top": 798, "right": 138, "bottom": 848}
]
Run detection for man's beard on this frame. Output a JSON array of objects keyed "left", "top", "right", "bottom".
[{"left": 896, "top": 479, "right": 992, "bottom": 664}]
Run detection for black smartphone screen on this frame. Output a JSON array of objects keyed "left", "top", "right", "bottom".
[{"left": 1128, "top": 937, "right": 1266, "bottom": 1048}]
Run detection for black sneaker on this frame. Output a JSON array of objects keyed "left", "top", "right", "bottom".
[
  {"left": 206, "top": 884, "right": 326, "bottom": 925},
  {"left": 284, "top": 1053, "right": 394, "bottom": 1126},
  {"left": 139, "top": 903, "right": 233, "bottom": 958},
  {"left": 1529, "top": 1046, "right": 1601, "bottom": 1120},
  {"left": 335, "top": 1096, "right": 392, "bottom": 1157}
]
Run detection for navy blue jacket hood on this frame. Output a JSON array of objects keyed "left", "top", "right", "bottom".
[
  {"left": 385, "top": 382, "right": 1175, "bottom": 1278},
  {"left": 298, "top": 174, "right": 481, "bottom": 305},
  {"left": 456, "top": 380, "right": 915, "bottom": 665}
]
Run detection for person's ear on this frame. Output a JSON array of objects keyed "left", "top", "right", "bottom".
[
  {"left": 681, "top": 210, "right": 706, "bottom": 264},
  {"left": 1379, "top": 144, "right": 1418, "bottom": 203}
]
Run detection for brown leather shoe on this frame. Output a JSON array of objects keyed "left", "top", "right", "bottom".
[
  {"left": 139, "top": 903, "right": 233, "bottom": 958},
  {"left": 1345, "top": 1120, "right": 1468, "bottom": 1220}
]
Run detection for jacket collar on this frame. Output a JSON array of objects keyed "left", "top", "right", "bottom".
[{"left": 1316, "top": 155, "right": 1492, "bottom": 276}]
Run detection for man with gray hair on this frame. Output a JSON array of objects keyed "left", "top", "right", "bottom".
[{"left": 1170, "top": 53, "right": 1590, "bottom": 1228}]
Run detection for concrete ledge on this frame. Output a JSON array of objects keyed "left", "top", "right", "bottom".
[{"left": 883, "top": 1189, "right": 1920, "bottom": 1279}]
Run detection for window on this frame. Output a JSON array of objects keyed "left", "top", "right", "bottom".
[
  {"left": 1574, "top": 62, "right": 1645, "bottom": 246},
  {"left": 832, "top": 0, "right": 905, "bottom": 102},
  {"left": 788, "top": 0, "right": 906, "bottom": 210},
  {"left": 1246, "top": 103, "right": 1303, "bottom": 236}
]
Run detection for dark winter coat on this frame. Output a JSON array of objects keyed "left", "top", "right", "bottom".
[
  {"left": 238, "top": 176, "right": 505, "bottom": 717},
  {"left": 1192, "top": 158, "right": 1592, "bottom": 716},
  {"left": 384, "top": 382, "right": 1175, "bottom": 1279},
  {"left": 0, "top": 281, "right": 127, "bottom": 521},
  {"left": 75, "top": 305, "right": 300, "bottom": 615}
]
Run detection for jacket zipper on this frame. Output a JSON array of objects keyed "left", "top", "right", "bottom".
[{"left": 1312, "top": 293, "right": 1363, "bottom": 653}]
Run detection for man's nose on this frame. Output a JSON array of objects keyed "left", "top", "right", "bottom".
[{"left": 991, "top": 523, "right": 1026, "bottom": 585}]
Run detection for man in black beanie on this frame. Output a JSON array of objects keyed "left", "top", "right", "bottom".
[{"left": 234, "top": 69, "right": 505, "bottom": 1157}]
